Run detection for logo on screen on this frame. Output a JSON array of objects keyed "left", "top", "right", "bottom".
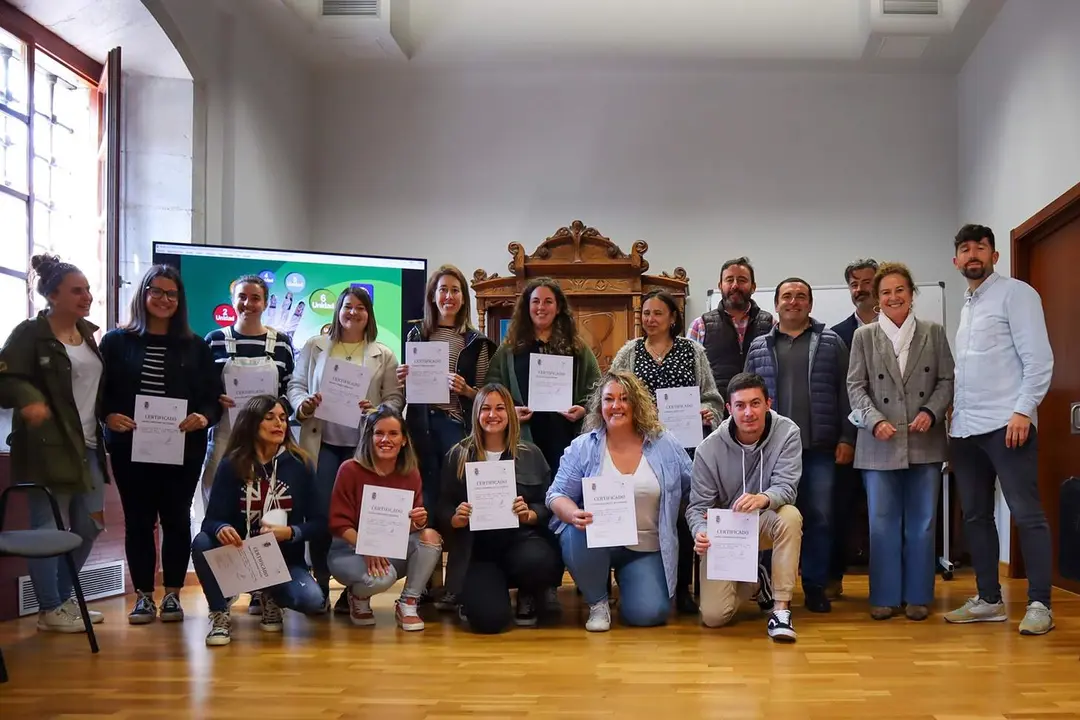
[
  {"left": 259, "top": 270, "right": 275, "bottom": 284},
  {"left": 213, "top": 304, "right": 237, "bottom": 327},
  {"left": 285, "top": 273, "right": 305, "bottom": 292},
  {"left": 309, "top": 289, "right": 336, "bottom": 316}
]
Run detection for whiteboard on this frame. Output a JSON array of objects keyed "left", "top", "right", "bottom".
[{"left": 705, "top": 282, "right": 947, "bottom": 330}]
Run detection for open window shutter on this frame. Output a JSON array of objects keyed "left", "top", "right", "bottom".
[{"left": 96, "top": 47, "right": 121, "bottom": 329}]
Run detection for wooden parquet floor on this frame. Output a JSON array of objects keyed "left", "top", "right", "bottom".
[{"left": 0, "top": 572, "right": 1077, "bottom": 719}]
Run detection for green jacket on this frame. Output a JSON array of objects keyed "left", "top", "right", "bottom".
[
  {"left": 0, "top": 312, "right": 106, "bottom": 495},
  {"left": 487, "top": 341, "right": 601, "bottom": 444}
]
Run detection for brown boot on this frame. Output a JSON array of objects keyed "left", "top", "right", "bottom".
[
  {"left": 905, "top": 604, "right": 930, "bottom": 621},
  {"left": 870, "top": 606, "right": 895, "bottom": 620}
]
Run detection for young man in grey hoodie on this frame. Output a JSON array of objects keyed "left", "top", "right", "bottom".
[{"left": 687, "top": 372, "right": 804, "bottom": 642}]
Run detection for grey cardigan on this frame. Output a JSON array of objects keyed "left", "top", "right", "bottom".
[
  {"left": 847, "top": 319, "right": 954, "bottom": 471},
  {"left": 610, "top": 337, "right": 726, "bottom": 429}
]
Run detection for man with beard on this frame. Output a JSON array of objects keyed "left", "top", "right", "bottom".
[
  {"left": 945, "top": 224, "right": 1055, "bottom": 635},
  {"left": 744, "top": 278, "right": 855, "bottom": 613},
  {"left": 827, "top": 259, "right": 879, "bottom": 600},
  {"left": 688, "top": 257, "right": 775, "bottom": 408}
]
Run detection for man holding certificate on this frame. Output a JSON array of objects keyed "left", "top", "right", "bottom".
[{"left": 686, "top": 373, "right": 803, "bottom": 642}]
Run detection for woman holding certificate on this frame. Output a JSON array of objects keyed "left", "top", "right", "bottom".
[
  {"left": 546, "top": 371, "right": 692, "bottom": 632},
  {"left": 846, "top": 263, "right": 954, "bottom": 621},
  {"left": 0, "top": 254, "right": 107, "bottom": 633},
  {"left": 327, "top": 405, "right": 442, "bottom": 631},
  {"left": 610, "top": 289, "right": 725, "bottom": 614},
  {"left": 288, "top": 286, "right": 403, "bottom": 611},
  {"left": 439, "top": 384, "right": 562, "bottom": 633},
  {"left": 192, "top": 395, "right": 326, "bottom": 646},
  {"left": 99, "top": 265, "right": 222, "bottom": 626}
]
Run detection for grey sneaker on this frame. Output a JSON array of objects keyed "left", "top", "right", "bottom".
[
  {"left": 1018, "top": 601, "right": 1054, "bottom": 636},
  {"left": 585, "top": 600, "right": 611, "bottom": 632},
  {"left": 61, "top": 597, "right": 103, "bottom": 625},
  {"left": 205, "top": 611, "right": 231, "bottom": 646},
  {"left": 944, "top": 596, "right": 1007, "bottom": 624},
  {"left": 260, "top": 595, "right": 283, "bottom": 633}
]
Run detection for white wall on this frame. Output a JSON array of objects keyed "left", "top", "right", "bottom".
[
  {"left": 958, "top": 0, "right": 1080, "bottom": 564},
  {"left": 142, "top": 0, "right": 312, "bottom": 251},
  {"left": 312, "top": 66, "right": 959, "bottom": 328}
]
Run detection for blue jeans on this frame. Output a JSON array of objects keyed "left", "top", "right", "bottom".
[
  {"left": 864, "top": 464, "right": 941, "bottom": 607},
  {"left": 28, "top": 448, "right": 106, "bottom": 611},
  {"left": 559, "top": 526, "right": 670, "bottom": 627},
  {"left": 420, "top": 409, "right": 465, "bottom": 513},
  {"left": 311, "top": 443, "right": 357, "bottom": 591},
  {"left": 796, "top": 449, "right": 835, "bottom": 591},
  {"left": 190, "top": 532, "right": 325, "bottom": 614}
]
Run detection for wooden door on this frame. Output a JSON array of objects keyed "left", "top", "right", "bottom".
[
  {"left": 572, "top": 300, "right": 631, "bottom": 370},
  {"left": 1011, "top": 182, "right": 1080, "bottom": 594}
]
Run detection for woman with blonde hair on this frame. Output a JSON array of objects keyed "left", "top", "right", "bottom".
[
  {"left": 546, "top": 371, "right": 692, "bottom": 632},
  {"left": 438, "top": 383, "right": 561, "bottom": 633}
]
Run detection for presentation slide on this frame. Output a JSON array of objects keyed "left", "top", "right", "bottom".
[{"left": 153, "top": 244, "right": 427, "bottom": 359}]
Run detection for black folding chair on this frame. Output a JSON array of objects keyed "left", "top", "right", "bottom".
[{"left": 0, "top": 483, "right": 100, "bottom": 683}]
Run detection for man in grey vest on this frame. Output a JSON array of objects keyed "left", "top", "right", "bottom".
[{"left": 687, "top": 257, "right": 775, "bottom": 408}]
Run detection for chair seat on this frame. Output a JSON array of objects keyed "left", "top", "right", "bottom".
[{"left": 0, "top": 529, "right": 83, "bottom": 558}]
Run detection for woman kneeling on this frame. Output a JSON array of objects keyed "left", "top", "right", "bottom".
[
  {"left": 440, "top": 383, "right": 562, "bottom": 633},
  {"left": 192, "top": 395, "right": 327, "bottom": 646},
  {"left": 547, "top": 371, "right": 692, "bottom": 631},
  {"left": 328, "top": 405, "right": 442, "bottom": 631}
]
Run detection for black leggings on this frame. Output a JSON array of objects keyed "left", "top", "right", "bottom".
[
  {"left": 111, "top": 451, "right": 201, "bottom": 592},
  {"left": 461, "top": 534, "right": 563, "bottom": 634}
]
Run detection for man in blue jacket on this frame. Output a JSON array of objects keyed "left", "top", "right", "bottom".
[{"left": 745, "top": 278, "right": 855, "bottom": 613}]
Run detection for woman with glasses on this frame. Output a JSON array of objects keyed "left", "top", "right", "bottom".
[{"left": 99, "top": 265, "right": 222, "bottom": 626}]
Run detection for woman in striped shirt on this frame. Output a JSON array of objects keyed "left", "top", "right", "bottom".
[
  {"left": 398, "top": 265, "right": 495, "bottom": 610},
  {"left": 99, "top": 265, "right": 221, "bottom": 627}
]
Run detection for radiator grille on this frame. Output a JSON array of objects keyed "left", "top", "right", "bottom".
[{"left": 18, "top": 560, "right": 126, "bottom": 616}]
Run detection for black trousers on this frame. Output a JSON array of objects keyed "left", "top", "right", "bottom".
[
  {"left": 111, "top": 451, "right": 201, "bottom": 592},
  {"left": 461, "top": 533, "right": 563, "bottom": 634},
  {"left": 830, "top": 463, "right": 864, "bottom": 583}
]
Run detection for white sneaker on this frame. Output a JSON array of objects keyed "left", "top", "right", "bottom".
[
  {"left": 585, "top": 600, "right": 611, "bottom": 632},
  {"left": 37, "top": 606, "right": 86, "bottom": 633},
  {"left": 61, "top": 598, "right": 103, "bottom": 625}
]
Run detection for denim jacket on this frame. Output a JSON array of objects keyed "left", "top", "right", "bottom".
[{"left": 545, "top": 428, "right": 692, "bottom": 597}]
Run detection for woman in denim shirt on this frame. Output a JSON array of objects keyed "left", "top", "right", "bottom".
[{"left": 546, "top": 370, "right": 692, "bottom": 632}]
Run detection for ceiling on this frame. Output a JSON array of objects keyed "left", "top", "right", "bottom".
[
  {"left": 7, "top": 0, "right": 190, "bottom": 79},
  {"left": 253, "top": 0, "right": 1005, "bottom": 71}
]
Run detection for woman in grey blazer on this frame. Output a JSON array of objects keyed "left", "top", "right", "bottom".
[{"left": 847, "top": 263, "right": 954, "bottom": 621}]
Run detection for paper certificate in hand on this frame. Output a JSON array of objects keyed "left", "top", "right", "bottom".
[
  {"left": 657, "top": 386, "right": 704, "bottom": 449},
  {"left": 465, "top": 460, "right": 518, "bottom": 531},
  {"left": 314, "top": 360, "right": 372, "bottom": 428},
  {"left": 706, "top": 509, "right": 760, "bottom": 582},
  {"left": 405, "top": 341, "right": 450, "bottom": 405},
  {"left": 226, "top": 368, "right": 277, "bottom": 425},
  {"left": 527, "top": 353, "right": 573, "bottom": 413},
  {"left": 582, "top": 477, "right": 639, "bottom": 549},
  {"left": 355, "top": 485, "right": 414, "bottom": 559},
  {"left": 131, "top": 395, "right": 187, "bottom": 466},
  {"left": 202, "top": 534, "right": 290, "bottom": 598}
]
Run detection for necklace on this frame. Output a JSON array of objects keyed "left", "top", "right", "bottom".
[
  {"left": 340, "top": 340, "right": 364, "bottom": 361},
  {"left": 644, "top": 338, "right": 672, "bottom": 364}
]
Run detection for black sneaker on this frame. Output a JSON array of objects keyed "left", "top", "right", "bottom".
[
  {"left": 767, "top": 609, "right": 797, "bottom": 643},
  {"left": 333, "top": 590, "right": 350, "bottom": 616},
  {"left": 159, "top": 592, "right": 184, "bottom": 622},
  {"left": 434, "top": 593, "right": 459, "bottom": 612},
  {"left": 128, "top": 593, "right": 156, "bottom": 625},
  {"left": 753, "top": 563, "right": 775, "bottom": 612},
  {"left": 804, "top": 586, "right": 832, "bottom": 613},
  {"left": 676, "top": 589, "right": 699, "bottom": 615},
  {"left": 514, "top": 593, "right": 539, "bottom": 627},
  {"left": 247, "top": 591, "right": 263, "bottom": 616}
]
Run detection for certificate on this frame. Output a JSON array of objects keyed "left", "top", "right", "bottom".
[
  {"left": 202, "top": 534, "right": 291, "bottom": 597},
  {"left": 131, "top": 395, "right": 186, "bottom": 466},
  {"left": 355, "top": 485, "right": 413, "bottom": 559},
  {"left": 226, "top": 368, "right": 277, "bottom": 425},
  {"left": 527, "top": 353, "right": 573, "bottom": 413},
  {"left": 405, "top": 341, "right": 450, "bottom": 405},
  {"left": 657, "top": 386, "right": 704, "bottom": 449},
  {"left": 582, "top": 476, "right": 639, "bottom": 549},
  {"left": 706, "top": 509, "right": 760, "bottom": 582},
  {"left": 465, "top": 460, "right": 518, "bottom": 531},
  {"left": 314, "top": 360, "right": 372, "bottom": 428}
]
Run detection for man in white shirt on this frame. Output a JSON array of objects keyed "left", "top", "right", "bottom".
[{"left": 944, "top": 224, "right": 1055, "bottom": 635}]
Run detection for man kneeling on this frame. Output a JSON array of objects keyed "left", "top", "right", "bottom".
[{"left": 687, "top": 372, "right": 803, "bottom": 642}]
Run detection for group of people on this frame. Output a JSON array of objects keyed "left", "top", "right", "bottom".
[{"left": 0, "top": 222, "right": 1057, "bottom": 647}]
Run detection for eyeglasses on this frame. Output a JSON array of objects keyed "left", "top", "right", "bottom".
[{"left": 146, "top": 286, "right": 179, "bottom": 301}]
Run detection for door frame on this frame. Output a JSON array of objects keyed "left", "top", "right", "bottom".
[{"left": 1009, "top": 179, "right": 1080, "bottom": 594}]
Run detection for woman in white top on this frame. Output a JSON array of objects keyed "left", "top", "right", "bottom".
[
  {"left": 287, "top": 286, "right": 403, "bottom": 607},
  {"left": 545, "top": 370, "right": 692, "bottom": 632}
]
